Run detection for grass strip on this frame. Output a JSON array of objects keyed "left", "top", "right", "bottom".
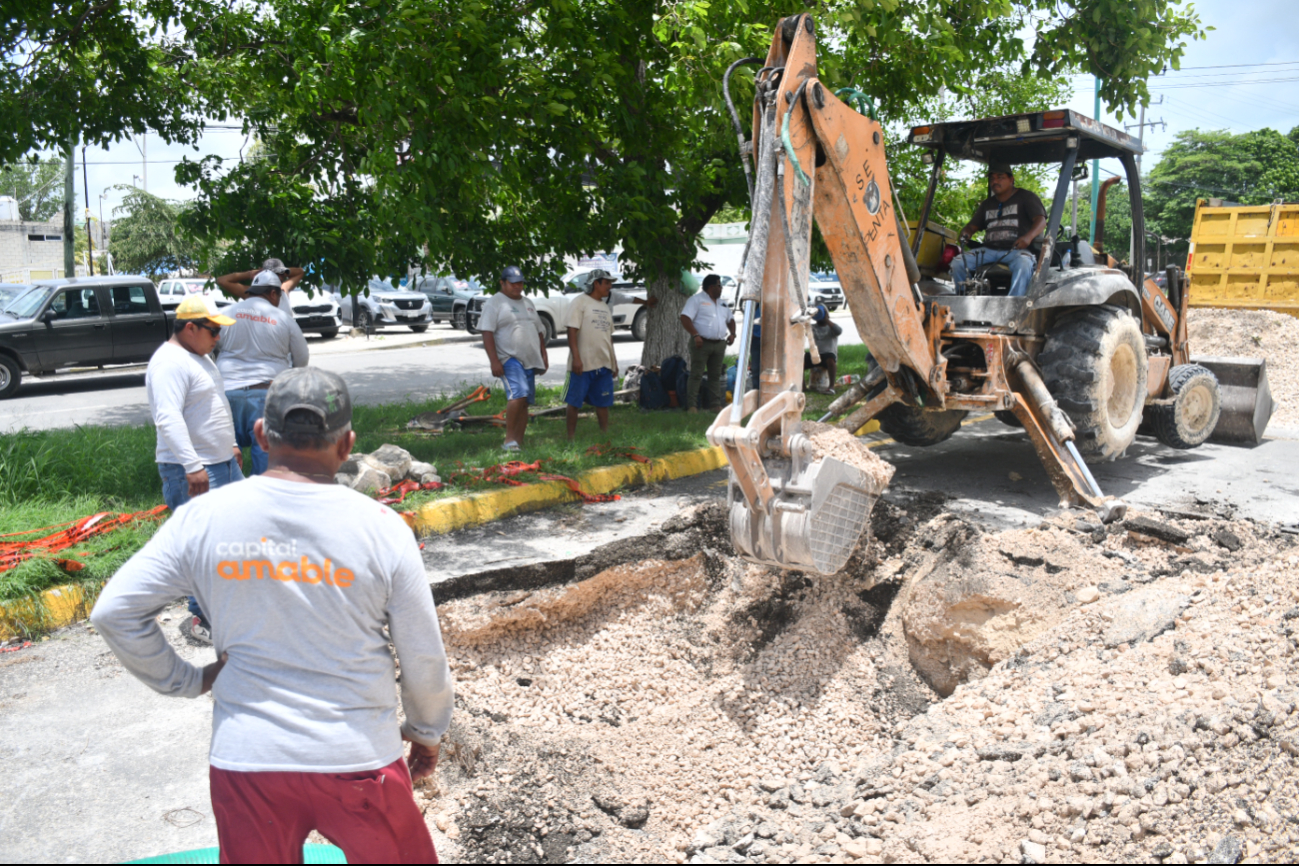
[{"left": 0, "top": 345, "right": 873, "bottom": 612}]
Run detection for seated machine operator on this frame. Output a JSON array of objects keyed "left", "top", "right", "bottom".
[{"left": 952, "top": 162, "right": 1047, "bottom": 297}]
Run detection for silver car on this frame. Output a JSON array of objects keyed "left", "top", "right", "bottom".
[{"left": 331, "top": 278, "right": 433, "bottom": 332}]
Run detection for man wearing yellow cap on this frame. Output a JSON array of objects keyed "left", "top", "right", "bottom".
[{"left": 146, "top": 295, "right": 241, "bottom": 645}]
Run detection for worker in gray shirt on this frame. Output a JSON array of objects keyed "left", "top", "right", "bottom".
[
  {"left": 92, "top": 368, "right": 452, "bottom": 863},
  {"left": 216, "top": 269, "right": 309, "bottom": 475},
  {"left": 216, "top": 257, "right": 305, "bottom": 316}
]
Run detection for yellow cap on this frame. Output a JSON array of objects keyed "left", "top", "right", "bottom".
[{"left": 175, "top": 293, "right": 235, "bottom": 326}]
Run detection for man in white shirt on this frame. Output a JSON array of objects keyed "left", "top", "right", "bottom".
[
  {"left": 92, "top": 367, "right": 452, "bottom": 864},
  {"left": 215, "top": 257, "right": 305, "bottom": 316},
  {"left": 679, "top": 273, "right": 735, "bottom": 413},
  {"left": 479, "top": 265, "right": 548, "bottom": 451},
  {"left": 145, "top": 294, "right": 241, "bottom": 644},
  {"left": 216, "top": 269, "right": 310, "bottom": 474}
]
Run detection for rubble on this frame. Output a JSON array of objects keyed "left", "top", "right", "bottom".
[
  {"left": 404, "top": 498, "right": 1299, "bottom": 865},
  {"left": 334, "top": 444, "right": 439, "bottom": 492},
  {"left": 1188, "top": 308, "right": 1298, "bottom": 427}
]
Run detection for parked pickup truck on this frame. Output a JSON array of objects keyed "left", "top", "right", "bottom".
[{"left": 0, "top": 276, "right": 174, "bottom": 399}]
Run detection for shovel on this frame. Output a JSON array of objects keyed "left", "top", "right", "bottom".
[{"left": 407, "top": 385, "right": 491, "bottom": 431}]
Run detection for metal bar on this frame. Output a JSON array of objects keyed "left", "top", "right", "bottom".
[
  {"left": 1066, "top": 440, "right": 1104, "bottom": 499},
  {"left": 731, "top": 299, "right": 757, "bottom": 423},
  {"left": 911, "top": 152, "right": 944, "bottom": 257}
]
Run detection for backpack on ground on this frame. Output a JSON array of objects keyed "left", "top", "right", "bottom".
[
  {"left": 638, "top": 370, "right": 669, "bottom": 410},
  {"left": 659, "top": 355, "right": 689, "bottom": 410}
]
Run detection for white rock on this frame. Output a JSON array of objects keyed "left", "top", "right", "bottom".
[
  {"left": 349, "top": 465, "right": 391, "bottom": 493},
  {"left": 1076, "top": 586, "right": 1101, "bottom": 604},
  {"left": 1021, "top": 839, "right": 1047, "bottom": 862}
]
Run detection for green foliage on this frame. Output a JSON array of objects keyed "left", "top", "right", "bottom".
[
  {"left": 1144, "top": 127, "right": 1299, "bottom": 255},
  {"left": 0, "top": 0, "right": 236, "bottom": 163},
  {"left": 0, "top": 157, "right": 65, "bottom": 221},
  {"left": 108, "top": 187, "right": 199, "bottom": 280}
]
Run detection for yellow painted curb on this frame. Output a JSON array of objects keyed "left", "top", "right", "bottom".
[
  {"left": 413, "top": 445, "right": 730, "bottom": 535},
  {"left": 0, "top": 582, "right": 94, "bottom": 641}
]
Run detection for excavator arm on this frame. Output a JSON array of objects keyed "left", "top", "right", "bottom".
[{"left": 708, "top": 14, "right": 1124, "bottom": 574}]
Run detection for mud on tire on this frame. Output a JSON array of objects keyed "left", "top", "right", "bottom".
[
  {"left": 1149, "top": 363, "right": 1221, "bottom": 449},
  {"left": 1039, "top": 307, "right": 1148, "bottom": 461},
  {"left": 877, "top": 403, "right": 967, "bottom": 447}
]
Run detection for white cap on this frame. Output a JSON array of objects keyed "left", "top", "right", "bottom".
[{"left": 248, "top": 269, "right": 283, "bottom": 294}]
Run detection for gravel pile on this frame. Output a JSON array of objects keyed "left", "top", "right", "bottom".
[
  {"left": 404, "top": 500, "right": 1298, "bottom": 865},
  {"left": 1188, "top": 308, "right": 1299, "bottom": 427}
]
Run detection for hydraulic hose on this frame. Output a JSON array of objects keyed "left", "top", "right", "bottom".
[{"left": 723, "top": 57, "right": 763, "bottom": 206}]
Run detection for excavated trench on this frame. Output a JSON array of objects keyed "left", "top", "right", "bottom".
[
  {"left": 414, "top": 492, "right": 1291, "bottom": 864},
  {"left": 416, "top": 493, "right": 950, "bottom": 864}
]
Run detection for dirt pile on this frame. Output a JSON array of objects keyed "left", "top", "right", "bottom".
[
  {"left": 802, "top": 422, "right": 896, "bottom": 492},
  {"left": 1188, "top": 308, "right": 1298, "bottom": 427},
  {"left": 403, "top": 500, "right": 1297, "bottom": 865}
]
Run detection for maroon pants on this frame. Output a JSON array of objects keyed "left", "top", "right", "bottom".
[{"left": 209, "top": 757, "right": 438, "bottom": 864}]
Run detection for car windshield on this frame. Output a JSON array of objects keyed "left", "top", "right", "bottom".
[{"left": 4, "top": 286, "right": 48, "bottom": 318}]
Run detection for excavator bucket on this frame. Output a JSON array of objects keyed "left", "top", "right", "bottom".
[
  {"left": 1194, "top": 356, "right": 1275, "bottom": 445},
  {"left": 728, "top": 450, "right": 889, "bottom": 575}
]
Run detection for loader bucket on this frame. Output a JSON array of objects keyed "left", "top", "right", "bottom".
[
  {"left": 1193, "top": 356, "right": 1275, "bottom": 445},
  {"left": 729, "top": 456, "right": 887, "bottom": 575}
]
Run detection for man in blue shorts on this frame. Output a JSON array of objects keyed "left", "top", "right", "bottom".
[
  {"left": 479, "top": 266, "right": 549, "bottom": 451},
  {"left": 563, "top": 269, "right": 619, "bottom": 439}
]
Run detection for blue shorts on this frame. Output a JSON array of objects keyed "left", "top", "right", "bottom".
[
  {"left": 501, "top": 357, "right": 537, "bottom": 404},
  {"left": 563, "top": 367, "right": 615, "bottom": 409}
]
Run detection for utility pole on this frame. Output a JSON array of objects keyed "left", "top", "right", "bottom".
[
  {"left": 1089, "top": 79, "right": 1101, "bottom": 245},
  {"left": 63, "top": 134, "right": 75, "bottom": 278},
  {"left": 82, "top": 144, "right": 94, "bottom": 276},
  {"left": 1125, "top": 96, "right": 1166, "bottom": 174}
]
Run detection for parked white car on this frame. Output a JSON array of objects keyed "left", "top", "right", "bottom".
[
  {"left": 329, "top": 278, "right": 433, "bottom": 332},
  {"left": 157, "top": 278, "right": 232, "bottom": 310},
  {"left": 807, "top": 272, "right": 844, "bottom": 311},
  {"left": 288, "top": 287, "right": 341, "bottom": 338}
]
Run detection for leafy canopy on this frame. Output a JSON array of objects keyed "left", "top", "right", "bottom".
[
  {"left": 0, "top": 158, "right": 66, "bottom": 221},
  {"left": 107, "top": 187, "right": 199, "bottom": 280}
]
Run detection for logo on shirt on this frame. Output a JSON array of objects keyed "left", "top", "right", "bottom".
[
  {"left": 234, "top": 312, "right": 278, "bottom": 324},
  {"left": 215, "top": 537, "right": 355, "bottom": 588}
]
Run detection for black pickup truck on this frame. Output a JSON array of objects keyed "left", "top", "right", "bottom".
[{"left": 0, "top": 276, "right": 174, "bottom": 399}]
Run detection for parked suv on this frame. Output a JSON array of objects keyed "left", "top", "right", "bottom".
[
  {"left": 413, "top": 274, "right": 484, "bottom": 329},
  {"left": 807, "top": 272, "right": 844, "bottom": 311},
  {"left": 288, "top": 287, "right": 341, "bottom": 338},
  {"left": 330, "top": 278, "right": 432, "bottom": 332},
  {"left": 157, "top": 277, "right": 232, "bottom": 311}
]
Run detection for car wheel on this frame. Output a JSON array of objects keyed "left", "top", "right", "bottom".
[
  {"left": 0, "top": 354, "right": 21, "bottom": 399},
  {"left": 452, "top": 308, "right": 467, "bottom": 330},
  {"left": 539, "top": 314, "right": 555, "bottom": 343},
  {"left": 319, "top": 328, "right": 340, "bottom": 339},
  {"left": 632, "top": 308, "right": 648, "bottom": 342},
  {"left": 410, "top": 324, "right": 429, "bottom": 333},
  {"left": 466, "top": 314, "right": 479, "bottom": 335},
  {"left": 357, "top": 309, "right": 373, "bottom": 331}
]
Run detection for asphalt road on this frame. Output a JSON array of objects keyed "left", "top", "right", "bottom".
[{"left": 0, "top": 313, "right": 867, "bottom": 433}]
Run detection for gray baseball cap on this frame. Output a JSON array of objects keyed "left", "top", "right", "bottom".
[
  {"left": 261, "top": 257, "right": 289, "bottom": 276},
  {"left": 248, "top": 269, "right": 283, "bottom": 295},
  {"left": 584, "top": 268, "right": 616, "bottom": 293},
  {"left": 264, "top": 367, "right": 353, "bottom": 436},
  {"left": 501, "top": 265, "right": 526, "bottom": 283}
]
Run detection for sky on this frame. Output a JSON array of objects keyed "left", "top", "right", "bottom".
[{"left": 37, "top": 0, "right": 1299, "bottom": 231}]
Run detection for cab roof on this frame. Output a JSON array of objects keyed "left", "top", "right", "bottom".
[{"left": 905, "top": 109, "right": 1143, "bottom": 166}]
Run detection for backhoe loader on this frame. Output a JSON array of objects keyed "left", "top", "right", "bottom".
[{"left": 707, "top": 13, "right": 1273, "bottom": 575}]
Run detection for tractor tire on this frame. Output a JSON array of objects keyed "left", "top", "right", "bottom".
[
  {"left": 994, "top": 410, "right": 1022, "bottom": 428},
  {"left": 877, "top": 403, "right": 968, "bottom": 447},
  {"left": 1150, "top": 364, "right": 1222, "bottom": 449},
  {"left": 1039, "top": 307, "right": 1148, "bottom": 462}
]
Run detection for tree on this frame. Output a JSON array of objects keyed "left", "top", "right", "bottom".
[
  {"left": 173, "top": 0, "right": 1207, "bottom": 367},
  {"left": 0, "top": 158, "right": 65, "bottom": 221},
  {"left": 108, "top": 187, "right": 198, "bottom": 280}
]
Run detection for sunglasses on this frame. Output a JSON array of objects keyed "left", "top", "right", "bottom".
[{"left": 192, "top": 321, "right": 222, "bottom": 337}]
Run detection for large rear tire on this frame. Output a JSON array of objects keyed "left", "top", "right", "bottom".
[
  {"left": 877, "top": 403, "right": 967, "bottom": 446},
  {"left": 1150, "top": 364, "right": 1221, "bottom": 449},
  {"left": 1039, "top": 308, "right": 1148, "bottom": 462},
  {"left": 631, "top": 308, "right": 648, "bottom": 342}
]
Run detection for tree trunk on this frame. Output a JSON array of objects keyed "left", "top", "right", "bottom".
[{"left": 639, "top": 273, "right": 691, "bottom": 368}]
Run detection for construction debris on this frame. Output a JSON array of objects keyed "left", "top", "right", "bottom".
[
  {"left": 335, "top": 444, "right": 440, "bottom": 492},
  {"left": 1189, "top": 308, "right": 1298, "bottom": 427},
  {"left": 401, "top": 498, "right": 1297, "bottom": 865}
]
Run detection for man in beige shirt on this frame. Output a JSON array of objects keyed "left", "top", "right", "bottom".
[{"left": 563, "top": 269, "right": 620, "bottom": 439}]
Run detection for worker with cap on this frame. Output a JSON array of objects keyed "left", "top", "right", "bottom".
[
  {"left": 216, "top": 269, "right": 310, "bottom": 475},
  {"left": 92, "top": 367, "right": 453, "bottom": 864},
  {"left": 216, "top": 258, "right": 306, "bottom": 316},
  {"left": 146, "top": 294, "right": 241, "bottom": 646},
  {"left": 803, "top": 304, "right": 843, "bottom": 395},
  {"left": 951, "top": 162, "right": 1047, "bottom": 297},
  {"left": 479, "top": 265, "right": 548, "bottom": 451},
  {"left": 563, "top": 268, "right": 619, "bottom": 439},
  {"left": 679, "top": 273, "right": 735, "bottom": 413}
]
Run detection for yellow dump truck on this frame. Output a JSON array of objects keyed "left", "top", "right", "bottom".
[{"left": 1187, "top": 198, "right": 1299, "bottom": 317}]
